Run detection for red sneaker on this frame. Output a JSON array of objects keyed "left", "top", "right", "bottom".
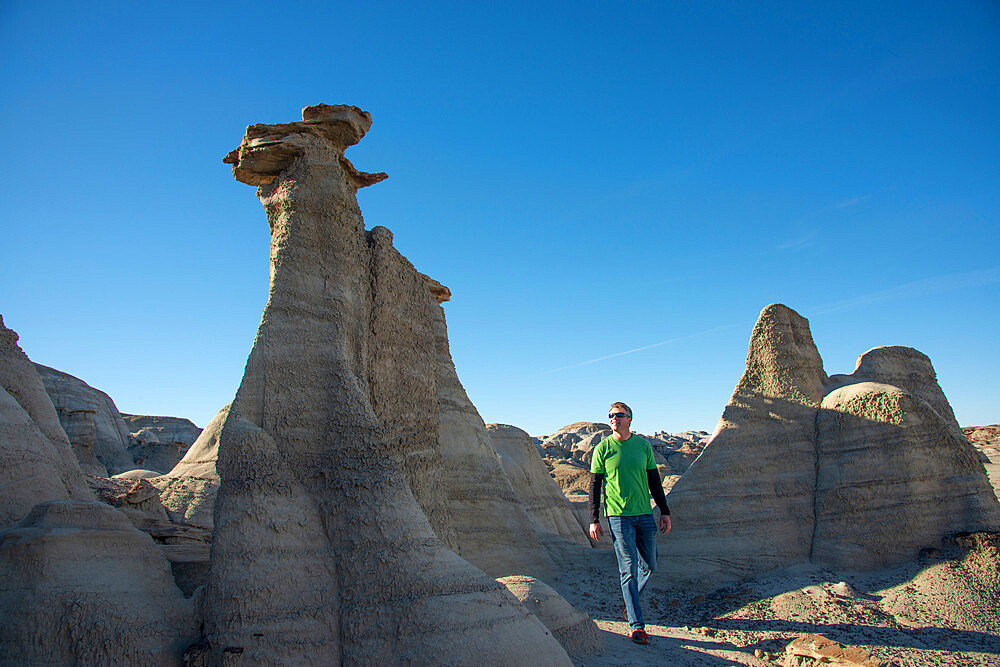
[{"left": 631, "top": 628, "right": 649, "bottom": 644}]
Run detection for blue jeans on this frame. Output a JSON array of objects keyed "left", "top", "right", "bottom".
[{"left": 608, "top": 514, "right": 658, "bottom": 630}]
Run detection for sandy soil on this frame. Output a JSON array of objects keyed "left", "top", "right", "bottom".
[{"left": 543, "top": 454, "right": 1000, "bottom": 666}]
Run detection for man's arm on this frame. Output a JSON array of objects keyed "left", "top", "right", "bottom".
[
  {"left": 647, "top": 468, "right": 672, "bottom": 534},
  {"left": 588, "top": 472, "right": 604, "bottom": 541}
]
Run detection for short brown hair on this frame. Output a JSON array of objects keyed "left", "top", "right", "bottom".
[{"left": 610, "top": 402, "right": 632, "bottom": 418}]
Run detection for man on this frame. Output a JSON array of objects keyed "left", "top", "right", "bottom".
[{"left": 589, "top": 402, "right": 671, "bottom": 645}]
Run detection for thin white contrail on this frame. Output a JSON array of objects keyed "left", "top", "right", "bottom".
[
  {"left": 776, "top": 193, "right": 873, "bottom": 251},
  {"left": 834, "top": 193, "right": 873, "bottom": 208},
  {"left": 543, "top": 323, "right": 743, "bottom": 373},
  {"left": 544, "top": 266, "right": 1000, "bottom": 374}
]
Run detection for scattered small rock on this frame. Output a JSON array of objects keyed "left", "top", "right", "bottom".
[
  {"left": 783, "top": 633, "right": 874, "bottom": 666},
  {"left": 829, "top": 581, "right": 855, "bottom": 598}
]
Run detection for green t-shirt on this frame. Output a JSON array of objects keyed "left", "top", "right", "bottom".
[{"left": 590, "top": 434, "right": 657, "bottom": 517}]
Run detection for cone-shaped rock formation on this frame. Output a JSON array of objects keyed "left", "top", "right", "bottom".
[
  {"left": 207, "top": 104, "right": 569, "bottom": 664},
  {"left": 812, "top": 346, "right": 999, "bottom": 569},
  {"left": 660, "top": 304, "right": 828, "bottom": 579},
  {"left": 151, "top": 403, "right": 228, "bottom": 529}
]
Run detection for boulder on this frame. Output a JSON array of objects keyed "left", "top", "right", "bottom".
[
  {"left": 782, "top": 634, "right": 873, "bottom": 667},
  {"left": 34, "top": 363, "right": 135, "bottom": 475},
  {"left": 87, "top": 476, "right": 170, "bottom": 524}
]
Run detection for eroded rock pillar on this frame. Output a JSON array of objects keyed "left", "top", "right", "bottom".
[{"left": 209, "top": 104, "right": 569, "bottom": 664}]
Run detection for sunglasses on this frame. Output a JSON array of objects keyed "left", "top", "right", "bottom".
[{"left": 608, "top": 412, "right": 630, "bottom": 419}]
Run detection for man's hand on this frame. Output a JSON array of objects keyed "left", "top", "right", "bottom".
[
  {"left": 659, "top": 514, "right": 671, "bottom": 534},
  {"left": 589, "top": 522, "right": 603, "bottom": 541}
]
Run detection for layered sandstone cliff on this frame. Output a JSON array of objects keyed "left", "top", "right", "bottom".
[
  {"left": 0, "top": 316, "right": 92, "bottom": 528},
  {"left": 0, "top": 500, "right": 198, "bottom": 663},
  {"left": 487, "top": 423, "right": 591, "bottom": 545},
  {"left": 659, "top": 304, "right": 1000, "bottom": 584},
  {"left": 122, "top": 413, "right": 201, "bottom": 473},
  {"left": 34, "top": 363, "right": 136, "bottom": 475},
  {"left": 121, "top": 414, "right": 202, "bottom": 448}
]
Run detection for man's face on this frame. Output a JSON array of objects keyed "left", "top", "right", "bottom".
[{"left": 609, "top": 408, "right": 631, "bottom": 430}]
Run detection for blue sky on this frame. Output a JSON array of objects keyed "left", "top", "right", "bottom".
[{"left": 1, "top": 1, "right": 997, "bottom": 436}]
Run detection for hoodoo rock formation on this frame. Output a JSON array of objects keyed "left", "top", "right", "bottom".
[
  {"left": 208, "top": 104, "right": 571, "bottom": 664},
  {"left": 3, "top": 103, "right": 997, "bottom": 663},
  {"left": 812, "top": 382, "right": 991, "bottom": 568},
  {"left": 659, "top": 303, "right": 1000, "bottom": 584}
]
